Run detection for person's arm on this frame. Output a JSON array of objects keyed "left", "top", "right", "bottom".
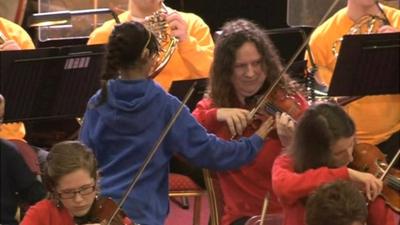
[
  {"left": 6, "top": 142, "right": 46, "bottom": 204},
  {"left": 174, "top": 12, "right": 214, "bottom": 76},
  {"left": 272, "top": 154, "right": 349, "bottom": 205},
  {"left": 367, "top": 197, "right": 398, "bottom": 225},
  {"left": 167, "top": 97, "right": 273, "bottom": 170},
  {"left": 20, "top": 203, "right": 46, "bottom": 225},
  {"left": 192, "top": 98, "right": 220, "bottom": 132},
  {"left": 192, "top": 97, "right": 252, "bottom": 137}
]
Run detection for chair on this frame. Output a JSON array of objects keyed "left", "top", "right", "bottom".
[
  {"left": 244, "top": 214, "right": 283, "bottom": 225},
  {"left": 202, "top": 169, "right": 224, "bottom": 225},
  {"left": 168, "top": 173, "right": 204, "bottom": 225},
  {"left": 203, "top": 169, "right": 282, "bottom": 225}
]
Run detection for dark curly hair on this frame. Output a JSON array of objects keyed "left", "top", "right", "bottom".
[{"left": 97, "top": 21, "right": 160, "bottom": 106}]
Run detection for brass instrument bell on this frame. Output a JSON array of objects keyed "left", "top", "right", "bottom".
[{"left": 143, "top": 3, "right": 178, "bottom": 79}]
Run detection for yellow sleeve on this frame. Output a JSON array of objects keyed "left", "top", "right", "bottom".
[
  {"left": 87, "top": 11, "right": 131, "bottom": 45},
  {"left": 177, "top": 12, "right": 214, "bottom": 76},
  {"left": 87, "top": 21, "right": 115, "bottom": 45},
  {"left": 0, "top": 17, "right": 34, "bottom": 50}
]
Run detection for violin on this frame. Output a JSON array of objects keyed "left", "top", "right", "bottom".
[
  {"left": 74, "top": 196, "right": 134, "bottom": 225},
  {"left": 245, "top": 86, "right": 306, "bottom": 122},
  {"left": 229, "top": 86, "right": 307, "bottom": 140},
  {"left": 259, "top": 87, "right": 306, "bottom": 121},
  {"left": 350, "top": 143, "right": 400, "bottom": 212}
]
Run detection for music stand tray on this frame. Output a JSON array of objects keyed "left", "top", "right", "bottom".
[
  {"left": 328, "top": 32, "right": 400, "bottom": 96},
  {"left": 0, "top": 44, "right": 105, "bottom": 122}
]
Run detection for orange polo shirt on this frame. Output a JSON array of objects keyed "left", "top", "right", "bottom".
[{"left": 307, "top": 6, "right": 400, "bottom": 145}]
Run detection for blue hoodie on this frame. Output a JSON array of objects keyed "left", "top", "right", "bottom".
[{"left": 80, "top": 79, "right": 264, "bottom": 225}]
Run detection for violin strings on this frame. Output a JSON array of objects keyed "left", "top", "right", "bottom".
[
  {"left": 263, "top": 101, "right": 282, "bottom": 116},
  {"left": 386, "top": 174, "right": 400, "bottom": 190}
]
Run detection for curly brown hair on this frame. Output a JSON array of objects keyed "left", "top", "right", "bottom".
[
  {"left": 306, "top": 180, "right": 368, "bottom": 225},
  {"left": 209, "top": 19, "right": 294, "bottom": 107}
]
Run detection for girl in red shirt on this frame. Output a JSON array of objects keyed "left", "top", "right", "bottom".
[
  {"left": 272, "top": 103, "right": 397, "bottom": 225},
  {"left": 21, "top": 141, "right": 133, "bottom": 225}
]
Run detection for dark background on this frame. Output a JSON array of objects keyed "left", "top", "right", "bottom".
[{"left": 166, "top": 0, "right": 288, "bottom": 32}]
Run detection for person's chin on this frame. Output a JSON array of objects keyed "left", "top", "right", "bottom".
[
  {"left": 242, "top": 89, "right": 259, "bottom": 97},
  {"left": 72, "top": 206, "right": 91, "bottom": 217}
]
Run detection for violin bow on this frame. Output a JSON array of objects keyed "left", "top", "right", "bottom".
[
  {"left": 375, "top": 0, "right": 391, "bottom": 26},
  {"left": 106, "top": 81, "right": 198, "bottom": 225},
  {"left": 249, "top": 0, "right": 343, "bottom": 119},
  {"left": 379, "top": 149, "right": 400, "bottom": 181}
]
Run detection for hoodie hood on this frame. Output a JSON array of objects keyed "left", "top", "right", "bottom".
[{"left": 91, "top": 79, "right": 167, "bottom": 134}]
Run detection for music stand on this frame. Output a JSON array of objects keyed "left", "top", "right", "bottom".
[
  {"left": 328, "top": 32, "right": 400, "bottom": 96},
  {"left": 168, "top": 78, "right": 208, "bottom": 112},
  {"left": 0, "top": 44, "right": 105, "bottom": 122}
]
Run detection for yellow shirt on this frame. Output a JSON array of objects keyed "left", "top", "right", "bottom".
[
  {"left": 307, "top": 6, "right": 400, "bottom": 145},
  {"left": 0, "top": 17, "right": 34, "bottom": 140},
  {"left": 0, "top": 17, "right": 35, "bottom": 49},
  {"left": 87, "top": 9, "right": 214, "bottom": 91}
]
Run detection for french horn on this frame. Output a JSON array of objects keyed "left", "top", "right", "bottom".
[
  {"left": 143, "top": 3, "right": 178, "bottom": 79},
  {"left": 331, "top": 14, "right": 386, "bottom": 57}
]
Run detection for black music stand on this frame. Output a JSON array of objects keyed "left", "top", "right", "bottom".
[
  {"left": 328, "top": 32, "right": 400, "bottom": 96},
  {"left": 168, "top": 78, "right": 208, "bottom": 112},
  {"left": 0, "top": 44, "right": 105, "bottom": 122}
]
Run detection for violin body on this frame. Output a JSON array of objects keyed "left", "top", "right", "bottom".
[
  {"left": 266, "top": 87, "right": 306, "bottom": 121},
  {"left": 350, "top": 143, "right": 400, "bottom": 212}
]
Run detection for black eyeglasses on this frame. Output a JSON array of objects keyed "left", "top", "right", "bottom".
[{"left": 57, "top": 184, "right": 96, "bottom": 199}]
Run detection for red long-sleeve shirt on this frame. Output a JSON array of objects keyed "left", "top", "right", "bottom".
[
  {"left": 192, "top": 98, "right": 293, "bottom": 224},
  {"left": 272, "top": 154, "right": 398, "bottom": 225}
]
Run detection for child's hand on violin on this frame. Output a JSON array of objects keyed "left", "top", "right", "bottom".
[
  {"left": 255, "top": 116, "right": 275, "bottom": 140},
  {"left": 348, "top": 168, "right": 383, "bottom": 201},
  {"left": 275, "top": 112, "right": 295, "bottom": 148},
  {"left": 216, "top": 108, "right": 251, "bottom": 136}
]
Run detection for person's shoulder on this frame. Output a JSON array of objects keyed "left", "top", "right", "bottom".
[
  {"left": 25, "top": 199, "right": 56, "bottom": 214},
  {"left": 88, "top": 11, "right": 130, "bottom": 45},
  {"left": 0, "top": 17, "right": 19, "bottom": 29},
  {"left": 275, "top": 153, "right": 293, "bottom": 164},
  {"left": 0, "top": 138, "right": 15, "bottom": 149},
  {"left": 313, "top": 7, "right": 347, "bottom": 34},
  {"left": 86, "top": 89, "right": 103, "bottom": 109},
  {"left": 383, "top": 4, "right": 400, "bottom": 19},
  {"left": 21, "top": 200, "right": 61, "bottom": 225}
]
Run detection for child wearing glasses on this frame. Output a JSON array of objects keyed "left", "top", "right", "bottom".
[{"left": 20, "top": 141, "right": 133, "bottom": 225}]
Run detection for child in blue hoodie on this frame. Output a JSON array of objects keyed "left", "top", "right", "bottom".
[{"left": 79, "top": 21, "right": 275, "bottom": 225}]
